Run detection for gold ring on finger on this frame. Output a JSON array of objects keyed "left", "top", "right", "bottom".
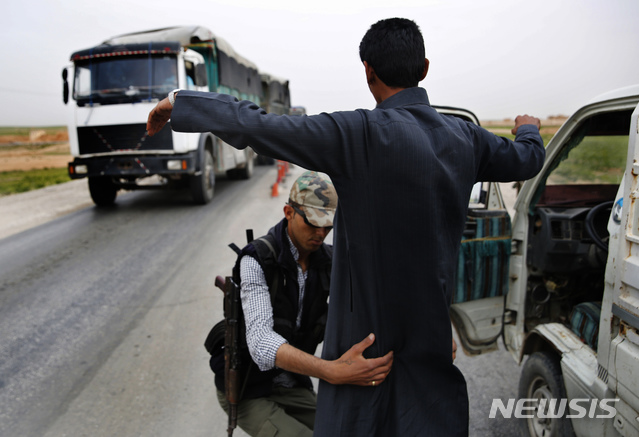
[{"left": 371, "top": 380, "right": 376, "bottom": 386}]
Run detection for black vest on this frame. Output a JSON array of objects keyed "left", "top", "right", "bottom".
[{"left": 214, "top": 219, "right": 331, "bottom": 399}]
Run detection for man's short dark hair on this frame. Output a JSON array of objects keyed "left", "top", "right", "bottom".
[{"left": 359, "top": 18, "right": 425, "bottom": 89}]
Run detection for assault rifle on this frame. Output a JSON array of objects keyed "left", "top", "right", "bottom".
[
  {"left": 215, "top": 229, "right": 253, "bottom": 437},
  {"left": 222, "top": 275, "right": 240, "bottom": 437}
]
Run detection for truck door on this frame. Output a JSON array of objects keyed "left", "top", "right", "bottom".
[
  {"left": 608, "top": 103, "right": 639, "bottom": 436},
  {"left": 430, "top": 106, "right": 512, "bottom": 355},
  {"left": 433, "top": 106, "right": 512, "bottom": 355},
  {"left": 450, "top": 182, "right": 511, "bottom": 355}
]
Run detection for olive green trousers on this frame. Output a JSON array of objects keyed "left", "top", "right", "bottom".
[{"left": 217, "top": 387, "right": 316, "bottom": 437}]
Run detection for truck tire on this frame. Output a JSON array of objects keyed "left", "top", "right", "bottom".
[
  {"left": 227, "top": 149, "right": 254, "bottom": 180},
  {"left": 190, "top": 147, "right": 215, "bottom": 204},
  {"left": 237, "top": 150, "right": 254, "bottom": 179},
  {"left": 518, "top": 351, "right": 575, "bottom": 437},
  {"left": 88, "top": 176, "right": 117, "bottom": 206},
  {"left": 256, "top": 154, "right": 275, "bottom": 166}
]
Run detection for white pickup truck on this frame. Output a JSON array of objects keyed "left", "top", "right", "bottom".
[{"left": 449, "top": 86, "right": 639, "bottom": 437}]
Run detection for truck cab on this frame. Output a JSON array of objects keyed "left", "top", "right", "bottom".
[{"left": 450, "top": 86, "right": 639, "bottom": 437}]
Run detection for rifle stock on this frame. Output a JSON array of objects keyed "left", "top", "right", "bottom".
[{"left": 224, "top": 276, "right": 241, "bottom": 436}]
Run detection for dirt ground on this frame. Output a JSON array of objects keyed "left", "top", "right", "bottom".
[{"left": 0, "top": 131, "right": 71, "bottom": 172}]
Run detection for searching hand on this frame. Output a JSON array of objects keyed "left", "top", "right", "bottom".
[
  {"left": 146, "top": 97, "right": 173, "bottom": 137},
  {"left": 511, "top": 114, "right": 541, "bottom": 135},
  {"left": 326, "top": 333, "right": 393, "bottom": 386}
]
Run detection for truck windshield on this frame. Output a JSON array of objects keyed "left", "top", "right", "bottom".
[
  {"left": 535, "top": 109, "right": 633, "bottom": 208},
  {"left": 547, "top": 135, "right": 627, "bottom": 186},
  {"left": 74, "top": 55, "right": 177, "bottom": 106}
]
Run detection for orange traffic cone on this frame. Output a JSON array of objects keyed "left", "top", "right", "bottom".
[{"left": 271, "top": 181, "right": 279, "bottom": 197}]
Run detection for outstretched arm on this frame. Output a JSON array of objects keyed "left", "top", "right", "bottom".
[
  {"left": 275, "top": 333, "right": 394, "bottom": 386},
  {"left": 472, "top": 113, "right": 545, "bottom": 183},
  {"left": 146, "top": 97, "right": 173, "bottom": 137}
]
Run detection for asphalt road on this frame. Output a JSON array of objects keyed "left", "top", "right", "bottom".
[{"left": 0, "top": 166, "right": 523, "bottom": 437}]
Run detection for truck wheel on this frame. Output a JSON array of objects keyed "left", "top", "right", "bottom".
[
  {"left": 190, "top": 148, "right": 215, "bottom": 204},
  {"left": 228, "top": 149, "right": 254, "bottom": 180},
  {"left": 256, "top": 154, "right": 275, "bottom": 166},
  {"left": 237, "top": 150, "right": 254, "bottom": 179},
  {"left": 88, "top": 176, "right": 117, "bottom": 206},
  {"left": 518, "top": 351, "right": 574, "bottom": 437}
]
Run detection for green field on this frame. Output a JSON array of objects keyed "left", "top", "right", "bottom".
[
  {"left": 0, "top": 126, "right": 67, "bottom": 136},
  {"left": 0, "top": 168, "right": 70, "bottom": 196},
  {"left": 548, "top": 135, "right": 628, "bottom": 185},
  {"left": 0, "top": 142, "right": 69, "bottom": 153},
  {"left": 0, "top": 126, "right": 70, "bottom": 196}
]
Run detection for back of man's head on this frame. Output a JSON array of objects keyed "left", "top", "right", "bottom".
[{"left": 359, "top": 18, "right": 425, "bottom": 89}]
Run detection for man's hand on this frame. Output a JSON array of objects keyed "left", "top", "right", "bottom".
[
  {"left": 511, "top": 114, "right": 541, "bottom": 135},
  {"left": 324, "top": 333, "right": 393, "bottom": 386},
  {"left": 274, "top": 333, "right": 393, "bottom": 387},
  {"left": 452, "top": 337, "right": 457, "bottom": 361},
  {"left": 146, "top": 97, "right": 173, "bottom": 137}
]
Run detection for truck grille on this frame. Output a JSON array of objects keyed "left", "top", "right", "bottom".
[{"left": 77, "top": 123, "right": 173, "bottom": 155}]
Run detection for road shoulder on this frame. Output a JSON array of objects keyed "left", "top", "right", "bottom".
[{"left": 0, "top": 179, "right": 93, "bottom": 240}]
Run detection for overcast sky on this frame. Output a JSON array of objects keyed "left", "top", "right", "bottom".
[{"left": 3, "top": 0, "right": 638, "bottom": 126}]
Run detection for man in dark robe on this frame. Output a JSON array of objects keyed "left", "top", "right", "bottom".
[{"left": 148, "top": 17, "right": 544, "bottom": 436}]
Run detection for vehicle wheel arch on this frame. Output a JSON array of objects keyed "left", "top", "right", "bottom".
[{"left": 521, "top": 331, "right": 562, "bottom": 364}]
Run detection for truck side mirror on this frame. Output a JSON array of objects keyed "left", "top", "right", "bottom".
[
  {"left": 62, "top": 68, "right": 69, "bottom": 105},
  {"left": 195, "top": 64, "right": 208, "bottom": 88}
]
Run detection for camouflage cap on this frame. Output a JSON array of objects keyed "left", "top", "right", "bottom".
[{"left": 289, "top": 171, "right": 338, "bottom": 227}]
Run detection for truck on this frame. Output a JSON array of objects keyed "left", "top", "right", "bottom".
[
  {"left": 62, "top": 26, "right": 289, "bottom": 206},
  {"left": 256, "top": 72, "right": 290, "bottom": 165},
  {"left": 450, "top": 85, "right": 639, "bottom": 436}
]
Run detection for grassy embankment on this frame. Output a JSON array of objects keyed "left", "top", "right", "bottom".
[
  {"left": 0, "top": 126, "right": 70, "bottom": 196},
  {"left": 0, "top": 168, "right": 70, "bottom": 196}
]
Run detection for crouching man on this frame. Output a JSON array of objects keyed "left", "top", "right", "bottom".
[{"left": 215, "top": 171, "right": 393, "bottom": 436}]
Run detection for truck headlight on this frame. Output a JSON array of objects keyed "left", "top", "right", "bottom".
[
  {"left": 167, "top": 160, "right": 187, "bottom": 170},
  {"left": 167, "top": 160, "right": 182, "bottom": 170}
]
